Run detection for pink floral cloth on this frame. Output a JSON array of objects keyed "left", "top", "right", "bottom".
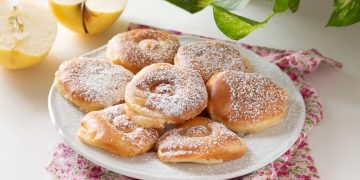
[{"left": 47, "top": 23, "right": 341, "bottom": 180}]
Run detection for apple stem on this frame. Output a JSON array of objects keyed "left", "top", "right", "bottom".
[{"left": 81, "top": 0, "right": 89, "bottom": 34}]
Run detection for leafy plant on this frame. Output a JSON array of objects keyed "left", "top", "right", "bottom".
[
  {"left": 326, "top": 0, "right": 360, "bottom": 26},
  {"left": 165, "top": 0, "right": 360, "bottom": 40}
]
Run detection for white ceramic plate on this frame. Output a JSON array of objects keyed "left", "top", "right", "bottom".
[{"left": 48, "top": 35, "right": 305, "bottom": 180}]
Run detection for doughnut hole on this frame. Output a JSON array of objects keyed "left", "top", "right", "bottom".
[
  {"left": 139, "top": 39, "right": 160, "bottom": 51},
  {"left": 183, "top": 125, "right": 211, "bottom": 137},
  {"left": 149, "top": 81, "right": 175, "bottom": 96}
]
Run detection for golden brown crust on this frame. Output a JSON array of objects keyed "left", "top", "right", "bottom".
[
  {"left": 55, "top": 57, "right": 134, "bottom": 112},
  {"left": 78, "top": 104, "right": 159, "bottom": 157},
  {"left": 207, "top": 71, "right": 288, "bottom": 134},
  {"left": 174, "top": 41, "right": 252, "bottom": 82},
  {"left": 124, "top": 63, "right": 208, "bottom": 129},
  {"left": 157, "top": 117, "right": 247, "bottom": 164},
  {"left": 55, "top": 73, "right": 103, "bottom": 112},
  {"left": 106, "top": 29, "right": 180, "bottom": 73}
]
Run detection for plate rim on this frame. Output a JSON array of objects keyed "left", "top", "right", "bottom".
[{"left": 48, "top": 35, "right": 306, "bottom": 180}]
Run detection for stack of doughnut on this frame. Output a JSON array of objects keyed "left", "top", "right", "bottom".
[{"left": 54, "top": 29, "right": 288, "bottom": 163}]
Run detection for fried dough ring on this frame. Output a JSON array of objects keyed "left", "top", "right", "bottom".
[
  {"left": 106, "top": 29, "right": 180, "bottom": 73},
  {"left": 207, "top": 71, "right": 288, "bottom": 134},
  {"left": 125, "top": 63, "right": 208, "bottom": 129},
  {"left": 55, "top": 57, "right": 133, "bottom": 112},
  {"left": 175, "top": 41, "right": 252, "bottom": 82},
  {"left": 78, "top": 104, "right": 159, "bottom": 157},
  {"left": 157, "top": 117, "right": 247, "bottom": 164}
]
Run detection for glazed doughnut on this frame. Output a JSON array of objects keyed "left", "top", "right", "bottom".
[
  {"left": 157, "top": 117, "right": 247, "bottom": 164},
  {"left": 78, "top": 104, "right": 159, "bottom": 157},
  {"left": 207, "top": 70, "right": 288, "bottom": 134},
  {"left": 175, "top": 41, "right": 252, "bottom": 82},
  {"left": 55, "top": 57, "right": 134, "bottom": 112},
  {"left": 125, "top": 63, "right": 208, "bottom": 129},
  {"left": 106, "top": 29, "right": 180, "bottom": 73}
]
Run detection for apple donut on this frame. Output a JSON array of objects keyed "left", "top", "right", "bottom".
[
  {"left": 78, "top": 104, "right": 159, "bottom": 157},
  {"left": 207, "top": 70, "right": 288, "bottom": 135},
  {"left": 106, "top": 29, "right": 180, "bottom": 73},
  {"left": 157, "top": 117, "right": 247, "bottom": 164},
  {"left": 55, "top": 57, "right": 133, "bottom": 112},
  {"left": 124, "top": 63, "right": 208, "bottom": 129},
  {"left": 175, "top": 41, "right": 252, "bottom": 82}
]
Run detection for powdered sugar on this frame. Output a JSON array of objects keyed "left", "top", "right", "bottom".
[
  {"left": 106, "top": 29, "right": 179, "bottom": 71},
  {"left": 57, "top": 57, "right": 133, "bottom": 107},
  {"left": 128, "top": 63, "right": 208, "bottom": 117},
  {"left": 99, "top": 105, "right": 158, "bottom": 147},
  {"left": 51, "top": 34, "right": 306, "bottom": 178},
  {"left": 183, "top": 125, "right": 210, "bottom": 137},
  {"left": 152, "top": 83, "right": 175, "bottom": 95},
  {"left": 158, "top": 119, "right": 242, "bottom": 156},
  {"left": 223, "top": 71, "right": 287, "bottom": 122},
  {"left": 175, "top": 41, "right": 249, "bottom": 82}
]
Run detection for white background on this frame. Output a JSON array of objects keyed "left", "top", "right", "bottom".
[{"left": 0, "top": 0, "right": 359, "bottom": 179}]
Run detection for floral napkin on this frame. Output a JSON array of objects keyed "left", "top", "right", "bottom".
[{"left": 47, "top": 23, "right": 342, "bottom": 180}]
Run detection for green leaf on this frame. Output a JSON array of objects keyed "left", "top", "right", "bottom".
[
  {"left": 288, "top": 0, "right": 300, "bottom": 13},
  {"left": 212, "top": 0, "right": 250, "bottom": 11},
  {"left": 273, "top": 0, "right": 289, "bottom": 13},
  {"left": 326, "top": 0, "right": 360, "bottom": 27},
  {"left": 165, "top": 0, "right": 212, "bottom": 13},
  {"left": 213, "top": 5, "right": 264, "bottom": 40}
]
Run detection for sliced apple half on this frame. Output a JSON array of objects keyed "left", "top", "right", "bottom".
[
  {"left": 49, "top": 0, "right": 127, "bottom": 34},
  {"left": 0, "top": 0, "right": 57, "bottom": 69}
]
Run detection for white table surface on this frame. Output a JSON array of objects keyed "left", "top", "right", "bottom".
[{"left": 0, "top": 0, "right": 359, "bottom": 179}]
